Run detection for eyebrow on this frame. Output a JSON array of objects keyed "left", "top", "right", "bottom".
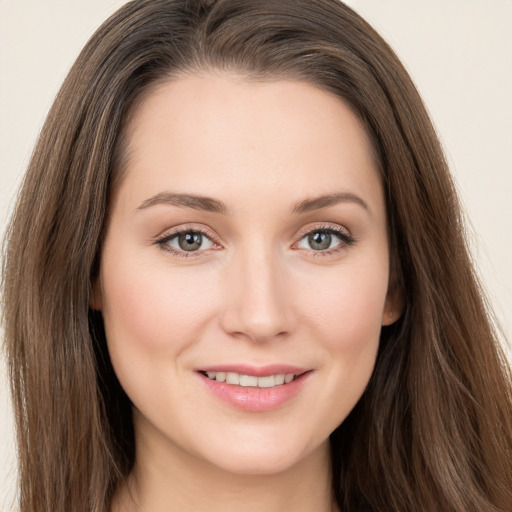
[
  {"left": 136, "top": 191, "right": 369, "bottom": 215},
  {"left": 136, "top": 192, "right": 229, "bottom": 214},
  {"left": 291, "top": 192, "right": 369, "bottom": 214}
]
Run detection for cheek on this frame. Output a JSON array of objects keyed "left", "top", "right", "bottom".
[
  {"left": 298, "top": 260, "right": 389, "bottom": 350},
  {"left": 99, "top": 255, "right": 219, "bottom": 382},
  {"left": 280, "top": 258, "right": 388, "bottom": 434}
]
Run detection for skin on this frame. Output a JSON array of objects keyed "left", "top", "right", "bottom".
[{"left": 93, "top": 73, "right": 401, "bottom": 512}]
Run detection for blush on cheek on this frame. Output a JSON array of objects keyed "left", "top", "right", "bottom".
[
  {"left": 102, "top": 260, "right": 221, "bottom": 357},
  {"left": 302, "top": 273, "right": 387, "bottom": 348}
]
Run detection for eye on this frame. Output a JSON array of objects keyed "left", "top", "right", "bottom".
[
  {"left": 295, "top": 227, "right": 354, "bottom": 252},
  {"left": 157, "top": 229, "right": 216, "bottom": 254}
]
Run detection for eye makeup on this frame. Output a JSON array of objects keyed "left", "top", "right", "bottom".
[{"left": 153, "top": 221, "right": 356, "bottom": 260}]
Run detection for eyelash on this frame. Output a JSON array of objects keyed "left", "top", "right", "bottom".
[
  {"left": 154, "top": 224, "right": 356, "bottom": 258},
  {"left": 294, "top": 224, "right": 356, "bottom": 257},
  {"left": 155, "top": 225, "right": 220, "bottom": 258}
]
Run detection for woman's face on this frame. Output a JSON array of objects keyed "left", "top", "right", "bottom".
[{"left": 94, "top": 74, "right": 400, "bottom": 476}]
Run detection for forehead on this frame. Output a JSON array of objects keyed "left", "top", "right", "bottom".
[{"left": 115, "top": 73, "right": 383, "bottom": 215}]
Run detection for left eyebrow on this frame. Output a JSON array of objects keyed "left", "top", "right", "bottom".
[
  {"left": 136, "top": 192, "right": 229, "bottom": 214},
  {"left": 291, "top": 192, "right": 369, "bottom": 214}
]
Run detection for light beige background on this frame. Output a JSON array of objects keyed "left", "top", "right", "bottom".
[{"left": 1, "top": 1, "right": 511, "bottom": 509}]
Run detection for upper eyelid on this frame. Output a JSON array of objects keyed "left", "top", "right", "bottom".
[
  {"left": 154, "top": 224, "right": 219, "bottom": 243},
  {"left": 294, "top": 223, "right": 352, "bottom": 240}
]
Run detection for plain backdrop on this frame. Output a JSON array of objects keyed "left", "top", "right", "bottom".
[{"left": 1, "top": 1, "right": 511, "bottom": 509}]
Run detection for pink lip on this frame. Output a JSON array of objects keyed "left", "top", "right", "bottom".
[{"left": 196, "top": 365, "right": 312, "bottom": 412}]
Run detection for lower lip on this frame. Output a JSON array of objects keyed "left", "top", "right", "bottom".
[{"left": 198, "top": 373, "right": 311, "bottom": 412}]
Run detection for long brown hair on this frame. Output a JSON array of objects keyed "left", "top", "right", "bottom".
[{"left": 2, "top": 1, "right": 511, "bottom": 510}]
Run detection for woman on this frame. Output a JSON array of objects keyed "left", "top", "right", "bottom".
[{"left": 2, "top": 0, "right": 511, "bottom": 511}]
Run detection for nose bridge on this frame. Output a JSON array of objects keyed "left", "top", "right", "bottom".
[{"left": 220, "top": 240, "right": 295, "bottom": 342}]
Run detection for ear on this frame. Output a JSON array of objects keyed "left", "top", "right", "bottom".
[
  {"left": 90, "top": 278, "right": 103, "bottom": 311},
  {"left": 382, "top": 281, "right": 403, "bottom": 326}
]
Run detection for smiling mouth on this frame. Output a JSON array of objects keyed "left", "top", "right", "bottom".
[
  {"left": 199, "top": 371, "right": 300, "bottom": 388},
  {"left": 197, "top": 368, "right": 312, "bottom": 411}
]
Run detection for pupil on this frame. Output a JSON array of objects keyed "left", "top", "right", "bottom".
[
  {"left": 178, "top": 232, "right": 202, "bottom": 251},
  {"left": 309, "top": 231, "right": 331, "bottom": 250}
]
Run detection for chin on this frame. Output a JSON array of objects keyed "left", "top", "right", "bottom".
[
  {"left": 209, "top": 451, "right": 308, "bottom": 476},
  {"left": 193, "top": 431, "right": 329, "bottom": 477}
]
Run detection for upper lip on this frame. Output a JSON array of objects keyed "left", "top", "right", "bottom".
[{"left": 197, "top": 364, "right": 310, "bottom": 377}]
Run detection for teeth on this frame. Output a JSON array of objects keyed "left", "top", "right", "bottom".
[
  {"left": 204, "top": 371, "right": 297, "bottom": 388},
  {"left": 275, "top": 374, "right": 285, "bottom": 385},
  {"left": 225, "top": 372, "right": 240, "bottom": 385},
  {"left": 239, "top": 374, "right": 258, "bottom": 387},
  {"left": 258, "top": 375, "right": 275, "bottom": 388}
]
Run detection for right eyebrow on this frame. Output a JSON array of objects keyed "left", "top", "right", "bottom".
[
  {"left": 291, "top": 192, "right": 369, "bottom": 214},
  {"left": 136, "top": 192, "right": 229, "bottom": 214}
]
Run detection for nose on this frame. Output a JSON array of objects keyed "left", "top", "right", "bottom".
[{"left": 219, "top": 246, "right": 297, "bottom": 343}]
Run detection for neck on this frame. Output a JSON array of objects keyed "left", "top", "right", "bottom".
[{"left": 112, "top": 420, "right": 337, "bottom": 512}]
